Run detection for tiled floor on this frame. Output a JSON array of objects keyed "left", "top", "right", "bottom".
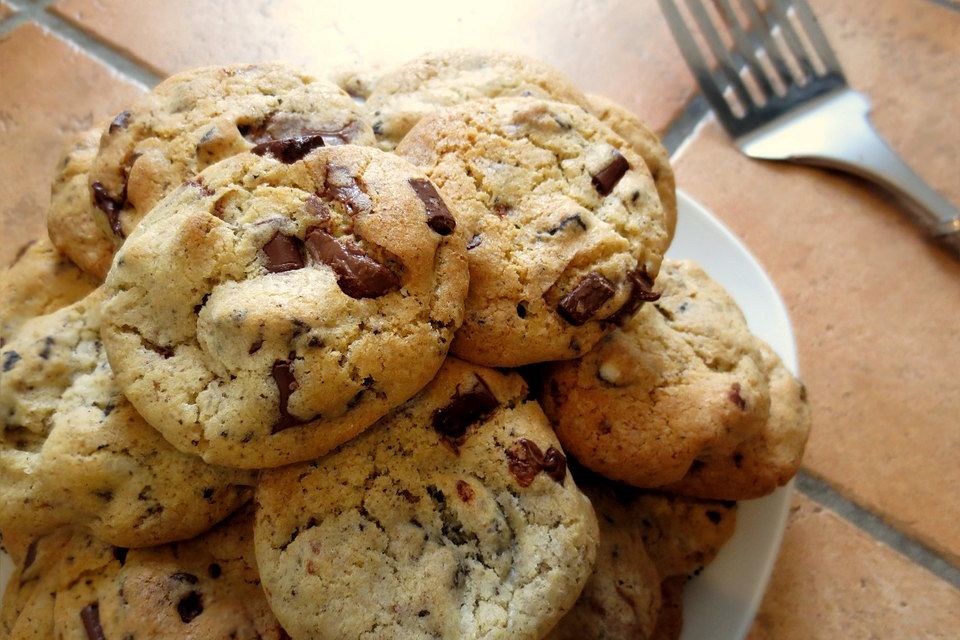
[{"left": 1, "top": 0, "right": 958, "bottom": 637}]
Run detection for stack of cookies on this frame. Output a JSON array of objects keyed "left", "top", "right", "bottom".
[{"left": 0, "top": 50, "right": 810, "bottom": 640}]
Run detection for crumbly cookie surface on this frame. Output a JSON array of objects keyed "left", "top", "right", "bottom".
[
  {"left": 80, "top": 63, "right": 374, "bottom": 271},
  {"left": 586, "top": 94, "right": 677, "bottom": 240},
  {"left": 0, "top": 291, "right": 254, "bottom": 546},
  {"left": 101, "top": 146, "right": 468, "bottom": 468},
  {"left": 4, "top": 510, "right": 288, "bottom": 639},
  {"left": 365, "top": 49, "right": 589, "bottom": 150},
  {"left": 47, "top": 126, "right": 118, "bottom": 279},
  {"left": 542, "top": 259, "right": 774, "bottom": 491},
  {"left": 398, "top": 97, "right": 669, "bottom": 366},
  {"left": 255, "top": 358, "right": 598, "bottom": 640},
  {"left": 0, "top": 238, "right": 97, "bottom": 344}
]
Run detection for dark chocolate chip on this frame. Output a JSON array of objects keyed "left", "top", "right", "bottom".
[
  {"left": 176, "top": 590, "right": 204, "bottom": 623},
  {"left": 251, "top": 134, "right": 326, "bottom": 164},
  {"left": 607, "top": 268, "right": 660, "bottom": 326},
  {"left": 591, "top": 150, "right": 630, "bottom": 195},
  {"left": 408, "top": 178, "right": 456, "bottom": 235},
  {"left": 417, "top": 610, "right": 431, "bottom": 618},
  {"left": 2, "top": 350, "right": 21, "bottom": 372},
  {"left": 466, "top": 234, "right": 482, "bottom": 250},
  {"left": 91, "top": 182, "right": 124, "bottom": 237},
  {"left": 261, "top": 232, "right": 304, "bottom": 273},
  {"left": 456, "top": 480, "right": 475, "bottom": 503},
  {"left": 304, "top": 227, "right": 399, "bottom": 299},
  {"left": 322, "top": 165, "right": 369, "bottom": 213},
  {"left": 241, "top": 114, "right": 361, "bottom": 146},
  {"left": 22, "top": 539, "right": 38, "bottom": 571},
  {"left": 207, "top": 563, "right": 222, "bottom": 579},
  {"left": 112, "top": 546, "right": 128, "bottom": 565},
  {"left": 706, "top": 510, "right": 723, "bottom": 525},
  {"left": 80, "top": 603, "right": 105, "bottom": 640},
  {"left": 185, "top": 178, "right": 214, "bottom": 196},
  {"left": 545, "top": 214, "right": 587, "bottom": 235},
  {"left": 728, "top": 383, "right": 747, "bottom": 410},
  {"left": 398, "top": 489, "right": 420, "bottom": 504},
  {"left": 201, "top": 487, "right": 214, "bottom": 500},
  {"left": 541, "top": 447, "right": 567, "bottom": 483},
  {"left": 305, "top": 194, "right": 331, "bottom": 226},
  {"left": 193, "top": 293, "right": 210, "bottom": 315},
  {"left": 516, "top": 303, "right": 527, "bottom": 318},
  {"left": 109, "top": 110, "right": 131, "bottom": 134},
  {"left": 431, "top": 376, "right": 499, "bottom": 441},
  {"left": 506, "top": 439, "right": 546, "bottom": 488},
  {"left": 557, "top": 272, "right": 616, "bottom": 325},
  {"left": 733, "top": 452, "right": 744, "bottom": 468},
  {"left": 492, "top": 202, "right": 511, "bottom": 217},
  {"left": 271, "top": 356, "right": 302, "bottom": 433},
  {"left": 248, "top": 338, "right": 264, "bottom": 354}
]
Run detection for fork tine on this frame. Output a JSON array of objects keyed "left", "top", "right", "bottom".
[
  {"left": 740, "top": 0, "right": 797, "bottom": 86},
  {"left": 658, "top": 0, "right": 743, "bottom": 133},
  {"left": 767, "top": 0, "right": 819, "bottom": 81},
  {"left": 713, "top": 0, "right": 778, "bottom": 98},
  {"left": 684, "top": 0, "right": 757, "bottom": 108},
  {"left": 789, "top": 0, "right": 844, "bottom": 76}
]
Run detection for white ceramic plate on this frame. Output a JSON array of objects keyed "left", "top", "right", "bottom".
[
  {"left": 0, "top": 190, "right": 794, "bottom": 639},
  {"left": 667, "top": 190, "right": 795, "bottom": 640}
]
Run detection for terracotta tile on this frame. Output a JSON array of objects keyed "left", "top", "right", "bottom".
[
  {"left": 674, "top": 0, "right": 960, "bottom": 565},
  {"left": 50, "top": 0, "right": 695, "bottom": 135},
  {"left": 0, "top": 23, "right": 143, "bottom": 265},
  {"left": 748, "top": 495, "right": 960, "bottom": 640}
]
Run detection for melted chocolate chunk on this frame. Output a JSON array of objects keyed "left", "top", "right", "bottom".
[
  {"left": 242, "top": 113, "right": 361, "bottom": 146},
  {"left": 456, "top": 480, "right": 475, "bottom": 503},
  {"left": 80, "top": 603, "right": 106, "bottom": 640},
  {"left": 431, "top": 376, "right": 499, "bottom": 442},
  {"left": 251, "top": 134, "right": 326, "bottom": 164},
  {"left": 322, "top": 165, "right": 369, "bottom": 214},
  {"left": 545, "top": 214, "right": 587, "bottom": 235},
  {"left": 2, "top": 351, "right": 21, "bottom": 372},
  {"left": 728, "top": 383, "right": 747, "bottom": 410},
  {"left": 261, "top": 232, "right": 304, "bottom": 273},
  {"left": 91, "top": 182, "right": 124, "bottom": 237},
  {"left": 271, "top": 357, "right": 302, "bottom": 433},
  {"left": 608, "top": 268, "right": 660, "bottom": 325},
  {"left": 506, "top": 439, "right": 546, "bottom": 487},
  {"left": 557, "top": 272, "right": 616, "bottom": 326},
  {"left": 305, "top": 194, "right": 331, "bottom": 225},
  {"left": 304, "top": 227, "right": 399, "bottom": 299},
  {"left": 108, "top": 110, "right": 131, "bottom": 134},
  {"left": 541, "top": 447, "right": 567, "bottom": 483},
  {"left": 591, "top": 150, "right": 630, "bottom": 195},
  {"left": 408, "top": 178, "right": 456, "bottom": 235},
  {"left": 176, "top": 590, "right": 204, "bottom": 623}
]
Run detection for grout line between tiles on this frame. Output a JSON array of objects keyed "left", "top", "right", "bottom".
[{"left": 796, "top": 470, "right": 960, "bottom": 588}]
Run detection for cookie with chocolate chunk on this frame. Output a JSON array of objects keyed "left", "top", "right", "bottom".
[
  {"left": 398, "top": 97, "right": 669, "bottom": 366},
  {"left": 46, "top": 126, "right": 119, "bottom": 279},
  {"left": 101, "top": 146, "right": 468, "bottom": 468},
  {"left": 255, "top": 358, "right": 598, "bottom": 640},
  {"left": 4, "top": 509, "right": 289, "bottom": 639},
  {"left": 0, "top": 290, "right": 254, "bottom": 546},
  {"left": 586, "top": 94, "right": 677, "bottom": 240},
  {"left": 365, "top": 49, "right": 590, "bottom": 150},
  {"left": 542, "top": 259, "right": 809, "bottom": 499},
  {"left": 60, "top": 63, "right": 373, "bottom": 278},
  {"left": 0, "top": 237, "right": 97, "bottom": 343}
]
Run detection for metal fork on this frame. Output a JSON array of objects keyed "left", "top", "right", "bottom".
[{"left": 660, "top": 0, "right": 960, "bottom": 256}]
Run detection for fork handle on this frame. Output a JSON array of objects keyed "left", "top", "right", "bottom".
[{"left": 741, "top": 90, "right": 960, "bottom": 257}]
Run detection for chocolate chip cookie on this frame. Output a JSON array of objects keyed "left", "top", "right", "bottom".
[
  {"left": 398, "top": 97, "right": 670, "bottom": 366},
  {"left": 0, "top": 290, "right": 255, "bottom": 546},
  {"left": 542, "top": 259, "right": 809, "bottom": 499},
  {"left": 69, "top": 63, "right": 374, "bottom": 277},
  {"left": 586, "top": 94, "right": 677, "bottom": 240},
  {"left": 0, "top": 238, "right": 97, "bottom": 344},
  {"left": 46, "top": 126, "right": 119, "bottom": 279},
  {"left": 255, "top": 358, "right": 598, "bottom": 640},
  {"left": 101, "top": 145, "right": 468, "bottom": 468},
  {"left": 365, "top": 49, "right": 590, "bottom": 150},
  {"left": 4, "top": 508, "right": 289, "bottom": 639}
]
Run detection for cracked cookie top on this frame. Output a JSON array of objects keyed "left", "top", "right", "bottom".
[
  {"left": 100, "top": 145, "right": 469, "bottom": 468},
  {"left": 397, "top": 97, "right": 670, "bottom": 366},
  {"left": 62, "top": 63, "right": 375, "bottom": 278},
  {"left": 255, "top": 358, "right": 598, "bottom": 640},
  {"left": 0, "top": 290, "right": 255, "bottom": 547},
  {"left": 364, "top": 49, "right": 590, "bottom": 151},
  {"left": 542, "top": 259, "right": 808, "bottom": 499},
  {"left": 3, "top": 508, "right": 289, "bottom": 639}
]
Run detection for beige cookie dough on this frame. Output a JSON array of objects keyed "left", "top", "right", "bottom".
[
  {"left": 398, "top": 97, "right": 669, "bottom": 366},
  {"left": 256, "top": 358, "right": 598, "bottom": 640}
]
